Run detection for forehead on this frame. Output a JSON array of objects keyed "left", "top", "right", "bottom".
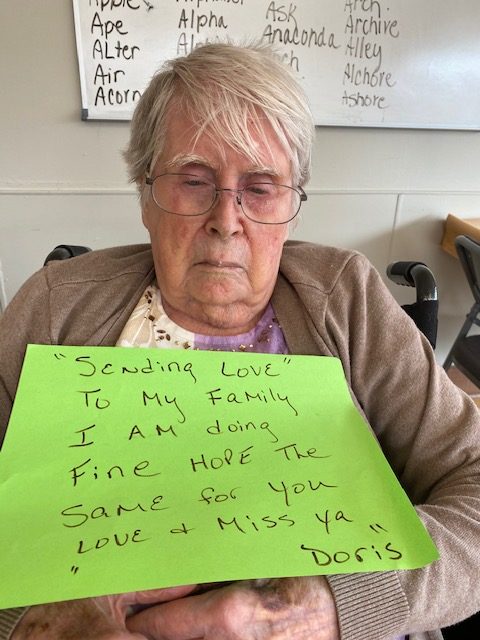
[{"left": 156, "top": 110, "right": 292, "bottom": 178}]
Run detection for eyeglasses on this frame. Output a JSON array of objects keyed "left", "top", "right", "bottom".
[{"left": 145, "top": 173, "right": 307, "bottom": 225}]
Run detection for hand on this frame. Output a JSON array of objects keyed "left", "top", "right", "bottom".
[
  {"left": 11, "top": 585, "right": 197, "bottom": 640},
  {"left": 127, "top": 577, "right": 340, "bottom": 640}
]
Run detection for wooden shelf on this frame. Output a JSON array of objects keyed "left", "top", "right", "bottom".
[{"left": 441, "top": 214, "right": 480, "bottom": 258}]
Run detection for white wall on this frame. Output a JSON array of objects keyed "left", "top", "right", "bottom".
[{"left": 1, "top": 0, "right": 480, "bottom": 362}]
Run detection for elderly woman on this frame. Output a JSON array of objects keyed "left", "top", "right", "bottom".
[{"left": 0, "top": 43, "right": 479, "bottom": 640}]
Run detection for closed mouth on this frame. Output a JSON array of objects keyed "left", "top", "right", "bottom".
[{"left": 198, "top": 260, "right": 243, "bottom": 269}]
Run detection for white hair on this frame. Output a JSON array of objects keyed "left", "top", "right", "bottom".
[{"left": 124, "top": 42, "right": 315, "bottom": 198}]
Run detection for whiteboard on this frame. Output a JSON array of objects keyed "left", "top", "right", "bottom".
[{"left": 72, "top": 0, "right": 480, "bottom": 129}]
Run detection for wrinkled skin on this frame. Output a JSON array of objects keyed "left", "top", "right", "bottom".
[
  {"left": 126, "top": 577, "right": 339, "bottom": 640},
  {"left": 11, "top": 586, "right": 196, "bottom": 640},
  {"left": 13, "top": 578, "right": 339, "bottom": 640}
]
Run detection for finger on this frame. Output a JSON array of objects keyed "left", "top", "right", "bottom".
[
  {"left": 126, "top": 592, "right": 208, "bottom": 640},
  {"left": 105, "top": 585, "right": 198, "bottom": 622},
  {"left": 133, "top": 585, "right": 198, "bottom": 605}
]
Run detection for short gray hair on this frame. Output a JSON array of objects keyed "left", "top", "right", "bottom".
[{"left": 124, "top": 42, "right": 315, "bottom": 192}]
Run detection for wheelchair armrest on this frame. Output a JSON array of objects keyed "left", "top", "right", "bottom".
[
  {"left": 387, "top": 261, "right": 438, "bottom": 303},
  {"left": 44, "top": 244, "right": 91, "bottom": 265}
]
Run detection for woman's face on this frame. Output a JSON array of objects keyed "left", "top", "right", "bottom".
[{"left": 141, "top": 111, "right": 292, "bottom": 336}]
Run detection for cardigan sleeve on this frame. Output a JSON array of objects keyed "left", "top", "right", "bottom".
[
  {"left": 322, "top": 253, "right": 480, "bottom": 637},
  {"left": 0, "top": 609, "right": 27, "bottom": 640},
  {"left": 0, "top": 246, "right": 152, "bottom": 447},
  {"left": 0, "top": 271, "right": 52, "bottom": 636},
  {"left": 0, "top": 268, "right": 53, "bottom": 448}
]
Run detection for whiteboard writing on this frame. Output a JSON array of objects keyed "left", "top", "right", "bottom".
[{"left": 72, "top": 0, "right": 480, "bottom": 129}]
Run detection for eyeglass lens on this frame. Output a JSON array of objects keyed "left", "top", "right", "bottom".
[{"left": 149, "top": 174, "right": 303, "bottom": 224}]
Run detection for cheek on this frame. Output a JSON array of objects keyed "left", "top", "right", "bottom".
[
  {"left": 151, "top": 219, "right": 211, "bottom": 292},
  {"left": 262, "top": 226, "right": 288, "bottom": 257},
  {"left": 250, "top": 229, "right": 287, "bottom": 281},
  {"left": 146, "top": 211, "right": 199, "bottom": 255}
]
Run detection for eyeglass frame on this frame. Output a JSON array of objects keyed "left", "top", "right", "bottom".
[{"left": 145, "top": 173, "right": 308, "bottom": 225}]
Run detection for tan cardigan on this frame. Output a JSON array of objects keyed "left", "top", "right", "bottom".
[{"left": 1, "top": 241, "right": 478, "bottom": 640}]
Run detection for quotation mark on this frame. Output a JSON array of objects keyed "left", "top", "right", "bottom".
[
  {"left": 71, "top": 566, "right": 79, "bottom": 575},
  {"left": 54, "top": 353, "right": 66, "bottom": 360},
  {"left": 283, "top": 357, "right": 291, "bottom": 365}
]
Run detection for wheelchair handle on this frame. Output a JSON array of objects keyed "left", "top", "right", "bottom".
[{"left": 387, "top": 261, "right": 438, "bottom": 302}]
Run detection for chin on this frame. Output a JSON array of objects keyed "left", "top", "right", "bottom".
[
  {"left": 199, "top": 306, "right": 258, "bottom": 333},
  {"left": 194, "top": 281, "right": 250, "bottom": 306},
  {"left": 192, "top": 291, "right": 256, "bottom": 327}
]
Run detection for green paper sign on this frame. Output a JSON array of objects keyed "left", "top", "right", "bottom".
[{"left": 0, "top": 345, "right": 438, "bottom": 609}]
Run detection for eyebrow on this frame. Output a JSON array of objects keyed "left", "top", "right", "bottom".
[
  {"left": 244, "top": 166, "right": 282, "bottom": 178},
  {"left": 163, "top": 153, "right": 282, "bottom": 178},
  {"left": 163, "top": 153, "right": 217, "bottom": 172}
]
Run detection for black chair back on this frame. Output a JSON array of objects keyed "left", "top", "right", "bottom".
[
  {"left": 456, "top": 235, "right": 480, "bottom": 306},
  {"left": 443, "top": 234, "right": 480, "bottom": 386}
]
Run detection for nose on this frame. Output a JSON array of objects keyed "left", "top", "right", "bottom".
[{"left": 204, "top": 188, "right": 244, "bottom": 238}]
